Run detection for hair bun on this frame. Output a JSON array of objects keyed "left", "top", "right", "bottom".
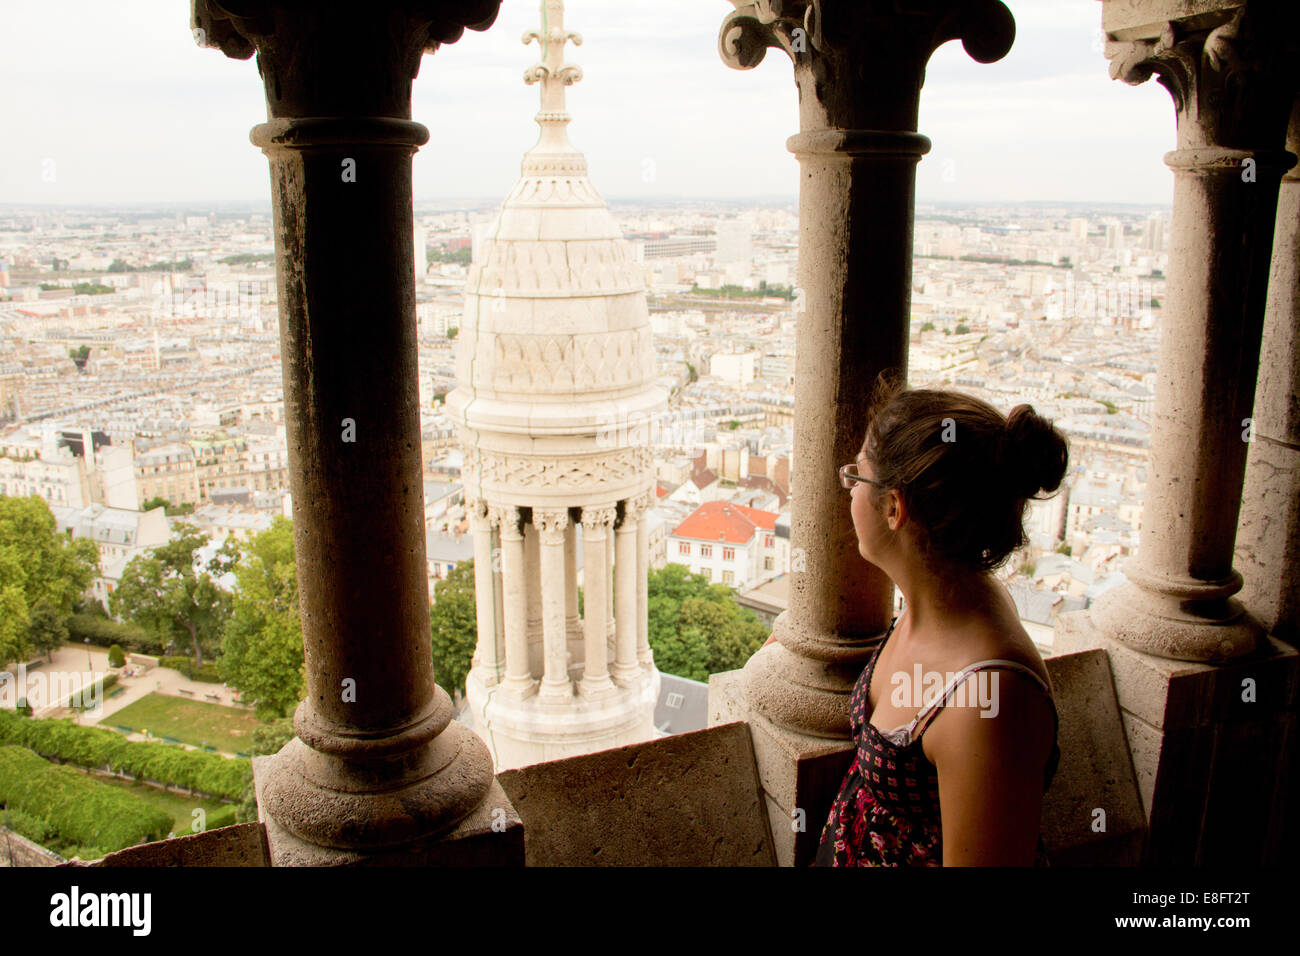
[{"left": 1001, "top": 404, "right": 1068, "bottom": 499}]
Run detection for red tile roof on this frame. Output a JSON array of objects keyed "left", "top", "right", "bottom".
[{"left": 671, "top": 500, "right": 778, "bottom": 544}]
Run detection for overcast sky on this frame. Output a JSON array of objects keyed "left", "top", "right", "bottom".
[{"left": 1, "top": 0, "right": 1176, "bottom": 207}]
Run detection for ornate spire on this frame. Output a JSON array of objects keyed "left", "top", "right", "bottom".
[{"left": 522, "top": 0, "right": 584, "bottom": 158}]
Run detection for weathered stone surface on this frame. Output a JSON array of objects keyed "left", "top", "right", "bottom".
[
  {"left": 1, "top": 827, "right": 65, "bottom": 867},
  {"left": 64, "top": 823, "right": 271, "bottom": 868},
  {"left": 497, "top": 722, "right": 773, "bottom": 866},
  {"left": 1056, "top": 613, "right": 1298, "bottom": 864},
  {"left": 256, "top": 764, "right": 523, "bottom": 867},
  {"left": 1039, "top": 650, "right": 1146, "bottom": 866},
  {"left": 708, "top": 669, "right": 850, "bottom": 866}
]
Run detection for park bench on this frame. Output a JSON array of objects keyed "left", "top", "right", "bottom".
[
  {"left": 202, "top": 744, "right": 217, "bottom": 753},
  {"left": 205, "top": 692, "right": 221, "bottom": 702},
  {"left": 236, "top": 752, "right": 252, "bottom": 759},
  {"left": 108, "top": 687, "right": 125, "bottom": 699},
  {"left": 177, "top": 688, "right": 195, "bottom": 697},
  {"left": 162, "top": 736, "right": 181, "bottom": 745},
  {"left": 114, "top": 725, "right": 133, "bottom": 734}
]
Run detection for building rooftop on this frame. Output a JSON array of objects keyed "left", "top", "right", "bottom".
[{"left": 672, "top": 500, "right": 777, "bottom": 544}]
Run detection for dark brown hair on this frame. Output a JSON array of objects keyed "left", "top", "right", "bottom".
[{"left": 861, "top": 370, "right": 1069, "bottom": 573}]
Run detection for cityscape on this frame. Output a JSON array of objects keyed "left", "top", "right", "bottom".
[{"left": 0, "top": 196, "right": 1165, "bottom": 642}]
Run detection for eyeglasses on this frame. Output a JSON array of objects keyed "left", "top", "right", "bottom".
[{"left": 840, "top": 462, "right": 886, "bottom": 490}]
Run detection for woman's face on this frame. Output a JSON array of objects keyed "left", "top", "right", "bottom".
[{"left": 849, "top": 451, "right": 891, "bottom": 565}]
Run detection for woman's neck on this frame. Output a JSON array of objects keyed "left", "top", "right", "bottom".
[{"left": 894, "top": 561, "right": 999, "bottom": 637}]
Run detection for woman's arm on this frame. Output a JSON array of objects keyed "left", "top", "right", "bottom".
[{"left": 925, "top": 670, "right": 1056, "bottom": 866}]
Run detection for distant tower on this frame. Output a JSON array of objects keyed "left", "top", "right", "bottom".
[
  {"left": 448, "top": 0, "right": 666, "bottom": 771},
  {"left": 1143, "top": 212, "right": 1164, "bottom": 254}
]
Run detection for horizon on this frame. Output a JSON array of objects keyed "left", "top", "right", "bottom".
[{"left": 2, "top": 0, "right": 1176, "bottom": 207}]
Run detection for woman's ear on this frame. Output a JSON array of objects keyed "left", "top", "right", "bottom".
[{"left": 886, "top": 489, "right": 907, "bottom": 531}]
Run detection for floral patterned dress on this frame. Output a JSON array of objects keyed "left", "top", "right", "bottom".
[{"left": 814, "top": 615, "right": 1060, "bottom": 867}]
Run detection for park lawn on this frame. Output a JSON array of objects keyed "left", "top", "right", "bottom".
[
  {"left": 89, "top": 774, "right": 231, "bottom": 835},
  {"left": 109, "top": 693, "right": 260, "bottom": 755}
]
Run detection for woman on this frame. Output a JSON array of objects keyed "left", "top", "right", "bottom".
[{"left": 814, "top": 372, "right": 1068, "bottom": 867}]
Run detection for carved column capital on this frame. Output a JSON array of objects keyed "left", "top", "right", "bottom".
[
  {"left": 534, "top": 508, "right": 569, "bottom": 544},
  {"left": 192, "top": 0, "right": 502, "bottom": 118},
  {"left": 490, "top": 504, "right": 523, "bottom": 540},
  {"left": 719, "top": 0, "right": 1015, "bottom": 130},
  {"left": 1104, "top": 4, "right": 1300, "bottom": 153},
  {"left": 465, "top": 496, "right": 491, "bottom": 525},
  {"left": 580, "top": 504, "right": 617, "bottom": 534},
  {"left": 617, "top": 494, "right": 646, "bottom": 530}
]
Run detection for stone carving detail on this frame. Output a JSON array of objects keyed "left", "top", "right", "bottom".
[
  {"left": 469, "top": 238, "right": 641, "bottom": 297},
  {"left": 485, "top": 329, "right": 653, "bottom": 393},
  {"left": 718, "top": 1, "right": 1014, "bottom": 127},
  {"left": 1104, "top": 7, "right": 1299, "bottom": 150},
  {"left": 488, "top": 503, "right": 524, "bottom": 538},
  {"left": 533, "top": 508, "right": 569, "bottom": 543},
  {"left": 465, "top": 496, "right": 490, "bottom": 523},
  {"left": 517, "top": 157, "right": 592, "bottom": 179},
  {"left": 580, "top": 504, "right": 618, "bottom": 532},
  {"left": 467, "top": 446, "right": 653, "bottom": 491},
  {"left": 192, "top": 0, "right": 503, "bottom": 116}
]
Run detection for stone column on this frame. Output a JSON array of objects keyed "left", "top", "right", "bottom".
[
  {"left": 1238, "top": 95, "right": 1300, "bottom": 651},
  {"left": 1089, "top": 5, "right": 1298, "bottom": 663},
  {"left": 194, "top": 0, "right": 520, "bottom": 863},
  {"left": 468, "top": 498, "right": 502, "bottom": 684},
  {"left": 636, "top": 490, "right": 652, "bottom": 667},
  {"left": 564, "top": 515, "right": 580, "bottom": 638},
  {"left": 535, "top": 509, "right": 572, "bottom": 701},
  {"left": 1056, "top": 0, "right": 1300, "bottom": 866},
  {"left": 580, "top": 504, "right": 617, "bottom": 698},
  {"left": 525, "top": 519, "right": 542, "bottom": 650},
  {"left": 606, "top": 527, "right": 616, "bottom": 645},
  {"left": 612, "top": 497, "right": 642, "bottom": 684},
  {"left": 1237, "top": 95, "right": 1300, "bottom": 866},
  {"left": 491, "top": 525, "right": 506, "bottom": 672},
  {"left": 495, "top": 505, "right": 534, "bottom": 698},
  {"left": 709, "top": 0, "right": 1015, "bottom": 866}
]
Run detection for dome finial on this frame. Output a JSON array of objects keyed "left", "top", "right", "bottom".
[{"left": 522, "top": 0, "right": 583, "bottom": 152}]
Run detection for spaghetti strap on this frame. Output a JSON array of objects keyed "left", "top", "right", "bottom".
[{"left": 911, "top": 660, "right": 1053, "bottom": 741}]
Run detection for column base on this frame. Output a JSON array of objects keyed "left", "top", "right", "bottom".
[
  {"left": 537, "top": 679, "right": 574, "bottom": 702},
  {"left": 739, "top": 638, "right": 864, "bottom": 740},
  {"left": 499, "top": 676, "right": 538, "bottom": 701},
  {"left": 1090, "top": 576, "right": 1263, "bottom": 662},
  {"left": 578, "top": 674, "right": 619, "bottom": 700},
  {"left": 609, "top": 663, "right": 640, "bottom": 686},
  {"left": 256, "top": 766, "right": 523, "bottom": 866},
  {"left": 255, "top": 700, "right": 497, "bottom": 853}
]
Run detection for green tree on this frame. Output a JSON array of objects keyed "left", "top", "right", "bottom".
[
  {"left": 646, "top": 564, "right": 769, "bottom": 680},
  {"left": 0, "top": 548, "right": 32, "bottom": 668},
  {"left": 954, "top": 323, "right": 971, "bottom": 335},
  {"left": 141, "top": 496, "right": 193, "bottom": 516},
  {"left": 920, "top": 321, "right": 936, "bottom": 332},
  {"left": 446, "top": 326, "right": 459, "bottom": 339},
  {"left": 0, "top": 497, "right": 99, "bottom": 666},
  {"left": 218, "top": 517, "right": 304, "bottom": 720},
  {"left": 26, "top": 599, "right": 68, "bottom": 662},
  {"left": 111, "top": 522, "right": 230, "bottom": 667},
  {"left": 107, "top": 643, "right": 126, "bottom": 667},
  {"left": 429, "top": 560, "right": 479, "bottom": 698}
]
